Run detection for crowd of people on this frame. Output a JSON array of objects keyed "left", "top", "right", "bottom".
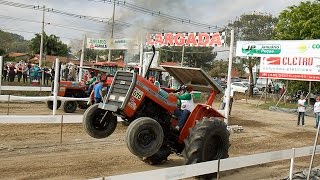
[
  {"left": 2, "top": 60, "right": 53, "bottom": 85},
  {"left": 1, "top": 61, "right": 81, "bottom": 85}
]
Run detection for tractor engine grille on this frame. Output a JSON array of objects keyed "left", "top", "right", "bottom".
[{"left": 107, "top": 71, "right": 136, "bottom": 109}]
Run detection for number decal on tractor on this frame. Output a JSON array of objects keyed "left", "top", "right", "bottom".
[{"left": 132, "top": 88, "right": 143, "bottom": 101}]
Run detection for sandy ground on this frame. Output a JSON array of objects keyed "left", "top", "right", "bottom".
[{"left": 0, "top": 99, "right": 319, "bottom": 180}]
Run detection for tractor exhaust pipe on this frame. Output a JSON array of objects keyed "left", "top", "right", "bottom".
[{"left": 143, "top": 45, "right": 156, "bottom": 79}]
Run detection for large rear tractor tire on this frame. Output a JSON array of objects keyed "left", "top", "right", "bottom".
[
  {"left": 183, "top": 117, "right": 230, "bottom": 179},
  {"left": 83, "top": 104, "right": 117, "bottom": 139},
  {"left": 63, "top": 101, "right": 77, "bottom": 113},
  {"left": 46, "top": 100, "right": 61, "bottom": 110},
  {"left": 140, "top": 146, "right": 171, "bottom": 165},
  {"left": 125, "top": 117, "right": 164, "bottom": 158}
]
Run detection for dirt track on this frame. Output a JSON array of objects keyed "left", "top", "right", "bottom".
[{"left": 0, "top": 100, "right": 319, "bottom": 180}]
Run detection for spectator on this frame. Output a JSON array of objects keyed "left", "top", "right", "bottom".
[
  {"left": 90, "top": 79, "right": 105, "bottom": 103},
  {"left": 275, "top": 83, "right": 280, "bottom": 98},
  {"left": 8, "top": 63, "right": 15, "bottom": 82},
  {"left": 268, "top": 82, "right": 272, "bottom": 94},
  {"left": 220, "top": 90, "right": 234, "bottom": 115},
  {"left": 64, "top": 65, "right": 69, "bottom": 80},
  {"left": 68, "top": 66, "right": 76, "bottom": 81},
  {"left": 2, "top": 64, "right": 8, "bottom": 82},
  {"left": 22, "top": 64, "right": 28, "bottom": 84},
  {"left": 43, "top": 66, "right": 50, "bottom": 85},
  {"left": 314, "top": 96, "right": 320, "bottom": 128},
  {"left": 33, "top": 65, "right": 40, "bottom": 81},
  {"left": 297, "top": 95, "right": 307, "bottom": 126},
  {"left": 16, "top": 64, "right": 23, "bottom": 82},
  {"left": 61, "top": 63, "right": 66, "bottom": 79}
]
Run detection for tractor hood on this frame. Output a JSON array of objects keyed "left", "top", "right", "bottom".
[{"left": 161, "top": 65, "right": 223, "bottom": 93}]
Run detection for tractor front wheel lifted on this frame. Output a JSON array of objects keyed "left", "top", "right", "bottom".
[
  {"left": 83, "top": 104, "right": 117, "bottom": 139},
  {"left": 125, "top": 117, "right": 164, "bottom": 158}
]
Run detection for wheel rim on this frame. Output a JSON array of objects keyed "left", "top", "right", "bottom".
[
  {"left": 66, "top": 102, "right": 75, "bottom": 110},
  {"left": 137, "top": 129, "right": 155, "bottom": 147},
  {"left": 203, "top": 135, "right": 223, "bottom": 161},
  {"left": 92, "top": 110, "right": 109, "bottom": 131}
]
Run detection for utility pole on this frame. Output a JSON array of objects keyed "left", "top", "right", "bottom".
[
  {"left": 224, "top": 29, "right": 234, "bottom": 125},
  {"left": 39, "top": 5, "right": 45, "bottom": 67},
  {"left": 79, "top": 34, "right": 86, "bottom": 82},
  {"left": 108, "top": 1, "right": 116, "bottom": 62},
  {"left": 181, "top": 45, "right": 185, "bottom": 67}
]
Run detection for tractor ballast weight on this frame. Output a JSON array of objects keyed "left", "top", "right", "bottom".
[{"left": 83, "top": 47, "right": 230, "bottom": 178}]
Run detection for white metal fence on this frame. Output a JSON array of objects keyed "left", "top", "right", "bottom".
[{"left": 91, "top": 145, "right": 320, "bottom": 180}]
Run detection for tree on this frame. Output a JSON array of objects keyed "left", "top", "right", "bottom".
[
  {"left": 227, "top": 13, "right": 278, "bottom": 96},
  {"left": 209, "top": 60, "right": 228, "bottom": 77},
  {"left": 159, "top": 46, "right": 217, "bottom": 71},
  {"left": 0, "top": 30, "right": 29, "bottom": 54},
  {"left": 274, "top": 1, "right": 320, "bottom": 95},
  {"left": 274, "top": 1, "right": 320, "bottom": 40},
  {"left": 29, "top": 33, "right": 70, "bottom": 56}
]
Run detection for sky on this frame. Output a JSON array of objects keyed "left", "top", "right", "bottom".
[{"left": 0, "top": 0, "right": 308, "bottom": 53}]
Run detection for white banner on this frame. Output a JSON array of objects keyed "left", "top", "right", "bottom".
[
  {"left": 87, "top": 38, "right": 108, "bottom": 50},
  {"left": 236, "top": 40, "right": 320, "bottom": 57},
  {"left": 109, "top": 38, "right": 138, "bottom": 49},
  {"left": 87, "top": 38, "right": 138, "bottom": 50},
  {"left": 259, "top": 56, "right": 320, "bottom": 81}
]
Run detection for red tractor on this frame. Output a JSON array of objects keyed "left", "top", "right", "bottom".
[
  {"left": 46, "top": 66, "right": 116, "bottom": 113},
  {"left": 83, "top": 48, "right": 230, "bottom": 178}
]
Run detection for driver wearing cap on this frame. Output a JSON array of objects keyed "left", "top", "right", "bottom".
[{"left": 174, "top": 85, "right": 195, "bottom": 131}]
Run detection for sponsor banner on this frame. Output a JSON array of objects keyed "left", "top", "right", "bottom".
[
  {"left": 146, "top": 32, "right": 226, "bottom": 47},
  {"left": 259, "top": 56, "right": 320, "bottom": 81},
  {"left": 236, "top": 40, "right": 320, "bottom": 57},
  {"left": 87, "top": 38, "right": 108, "bottom": 50},
  {"left": 109, "top": 38, "right": 139, "bottom": 50},
  {"left": 87, "top": 38, "right": 138, "bottom": 50}
]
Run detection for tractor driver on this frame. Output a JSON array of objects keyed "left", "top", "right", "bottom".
[{"left": 174, "top": 85, "right": 195, "bottom": 131}]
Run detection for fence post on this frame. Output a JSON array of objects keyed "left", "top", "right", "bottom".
[
  {"left": 307, "top": 123, "right": 320, "bottom": 180},
  {"left": 0, "top": 56, "right": 3, "bottom": 95},
  {"left": 7, "top": 95, "right": 10, "bottom": 115},
  {"left": 60, "top": 115, "right": 63, "bottom": 144},
  {"left": 289, "top": 148, "right": 295, "bottom": 180},
  {"left": 53, "top": 58, "right": 60, "bottom": 115}
]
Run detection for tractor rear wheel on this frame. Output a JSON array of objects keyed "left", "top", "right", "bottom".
[
  {"left": 125, "top": 117, "right": 164, "bottom": 158},
  {"left": 63, "top": 101, "right": 77, "bottom": 113},
  {"left": 140, "top": 146, "right": 171, "bottom": 165},
  {"left": 46, "top": 100, "right": 61, "bottom": 110},
  {"left": 183, "top": 117, "right": 230, "bottom": 179},
  {"left": 78, "top": 101, "right": 89, "bottom": 109},
  {"left": 83, "top": 104, "right": 117, "bottom": 139}
]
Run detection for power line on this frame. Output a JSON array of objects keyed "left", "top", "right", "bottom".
[
  {"left": 0, "top": 0, "right": 170, "bottom": 33},
  {"left": 0, "top": 28, "right": 82, "bottom": 41},
  {"left": 88, "top": 0, "right": 225, "bottom": 31},
  {"left": 0, "top": 14, "right": 110, "bottom": 34}
]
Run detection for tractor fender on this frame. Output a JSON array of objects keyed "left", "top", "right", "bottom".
[{"left": 178, "top": 104, "right": 224, "bottom": 143}]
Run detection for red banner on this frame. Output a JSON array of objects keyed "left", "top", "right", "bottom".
[
  {"left": 259, "top": 72, "right": 320, "bottom": 81},
  {"left": 146, "top": 32, "right": 226, "bottom": 47}
]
